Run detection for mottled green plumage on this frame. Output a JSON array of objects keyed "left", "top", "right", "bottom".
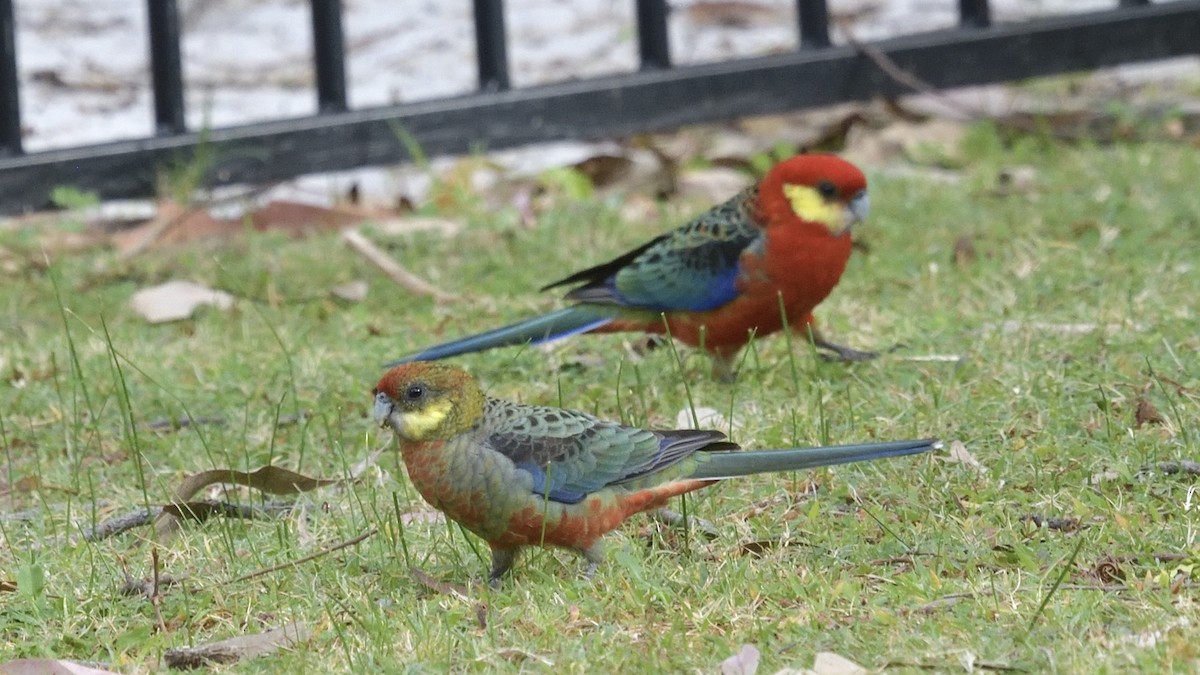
[{"left": 374, "top": 362, "right": 937, "bottom": 583}]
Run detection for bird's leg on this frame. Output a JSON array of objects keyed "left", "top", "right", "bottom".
[
  {"left": 580, "top": 543, "right": 605, "bottom": 581},
  {"left": 487, "top": 547, "right": 518, "bottom": 588},
  {"left": 708, "top": 351, "right": 739, "bottom": 384},
  {"left": 807, "top": 326, "right": 892, "bottom": 362}
]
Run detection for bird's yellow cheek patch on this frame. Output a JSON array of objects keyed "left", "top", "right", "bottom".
[
  {"left": 398, "top": 399, "right": 453, "bottom": 441},
  {"left": 782, "top": 183, "right": 846, "bottom": 234}
]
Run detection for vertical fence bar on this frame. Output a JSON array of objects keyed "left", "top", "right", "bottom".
[
  {"left": 797, "top": 0, "right": 831, "bottom": 48},
  {"left": 311, "top": 0, "right": 348, "bottom": 111},
  {"left": 147, "top": 0, "right": 186, "bottom": 135},
  {"left": 635, "top": 0, "right": 670, "bottom": 70},
  {"left": 958, "top": 0, "right": 991, "bottom": 27},
  {"left": 473, "top": 0, "right": 509, "bottom": 91},
  {"left": 0, "top": 0, "right": 20, "bottom": 156}
]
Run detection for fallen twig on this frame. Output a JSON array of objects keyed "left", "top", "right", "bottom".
[
  {"left": 84, "top": 501, "right": 294, "bottom": 542},
  {"left": 230, "top": 527, "right": 377, "bottom": 584},
  {"left": 342, "top": 229, "right": 458, "bottom": 303},
  {"left": 84, "top": 508, "right": 159, "bottom": 541}
]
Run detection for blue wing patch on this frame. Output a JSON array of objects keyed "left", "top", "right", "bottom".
[{"left": 545, "top": 186, "right": 763, "bottom": 313}]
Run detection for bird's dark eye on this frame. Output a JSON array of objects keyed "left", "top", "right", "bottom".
[
  {"left": 816, "top": 180, "right": 838, "bottom": 199},
  {"left": 404, "top": 385, "right": 425, "bottom": 401}
]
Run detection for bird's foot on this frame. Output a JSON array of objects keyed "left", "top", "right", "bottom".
[
  {"left": 487, "top": 548, "right": 517, "bottom": 588},
  {"left": 580, "top": 543, "right": 604, "bottom": 582}
]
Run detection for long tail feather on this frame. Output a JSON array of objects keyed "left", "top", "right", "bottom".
[
  {"left": 689, "top": 438, "right": 939, "bottom": 480},
  {"left": 383, "top": 306, "right": 615, "bottom": 367}
]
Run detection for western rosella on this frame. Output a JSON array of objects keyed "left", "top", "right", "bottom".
[
  {"left": 374, "top": 362, "right": 936, "bottom": 584},
  {"left": 385, "top": 154, "right": 875, "bottom": 381}
]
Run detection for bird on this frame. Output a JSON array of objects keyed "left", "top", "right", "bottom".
[
  {"left": 373, "top": 361, "right": 938, "bottom": 584},
  {"left": 384, "top": 154, "right": 875, "bottom": 382}
]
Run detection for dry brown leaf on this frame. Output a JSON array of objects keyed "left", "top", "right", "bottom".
[
  {"left": 154, "top": 466, "right": 341, "bottom": 540},
  {"left": 113, "top": 199, "right": 388, "bottom": 256},
  {"left": 572, "top": 154, "right": 634, "bottom": 187},
  {"left": 243, "top": 200, "right": 364, "bottom": 235},
  {"left": 162, "top": 621, "right": 310, "bottom": 669},
  {"left": 129, "top": 280, "right": 235, "bottom": 323},
  {"left": 1135, "top": 398, "right": 1166, "bottom": 428},
  {"left": 943, "top": 440, "right": 987, "bottom": 473},
  {"left": 739, "top": 538, "right": 803, "bottom": 558},
  {"left": 721, "top": 644, "right": 760, "bottom": 675},
  {"left": 172, "top": 466, "right": 340, "bottom": 501}
]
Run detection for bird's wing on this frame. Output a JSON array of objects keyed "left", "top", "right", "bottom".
[
  {"left": 482, "top": 398, "right": 729, "bottom": 503},
  {"left": 541, "top": 186, "right": 764, "bottom": 312}
]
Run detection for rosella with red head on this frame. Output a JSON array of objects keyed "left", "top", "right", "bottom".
[{"left": 384, "top": 154, "right": 875, "bottom": 381}]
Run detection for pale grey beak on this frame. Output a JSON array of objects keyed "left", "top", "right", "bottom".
[
  {"left": 847, "top": 190, "right": 869, "bottom": 227},
  {"left": 373, "top": 392, "right": 393, "bottom": 428}
]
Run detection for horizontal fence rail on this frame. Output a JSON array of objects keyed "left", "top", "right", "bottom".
[{"left": 0, "top": 1, "right": 1198, "bottom": 214}]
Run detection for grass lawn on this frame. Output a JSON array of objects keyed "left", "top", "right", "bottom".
[{"left": 1, "top": 122, "right": 1197, "bottom": 672}]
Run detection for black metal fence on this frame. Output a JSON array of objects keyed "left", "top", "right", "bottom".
[{"left": 0, "top": 0, "right": 1198, "bottom": 215}]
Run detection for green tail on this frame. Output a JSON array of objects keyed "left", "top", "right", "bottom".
[
  {"left": 383, "top": 306, "right": 615, "bottom": 367},
  {"left": 688, "top": 438, "right": 938, "bottom": 480}
]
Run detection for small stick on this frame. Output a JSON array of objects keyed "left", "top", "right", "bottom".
[
  {"left": 342, "top": 229, "right": 458, "bottom": 303},
  {"left": 230, "top": 527, "right": 378, "bottom": 584}
]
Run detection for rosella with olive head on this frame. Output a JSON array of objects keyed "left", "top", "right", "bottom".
[
  {"left": 374, "top": 362, "right": 937, "bottom": 584},
  {"left": 384, "top": 154, "right": 874, "bottom": 381}
]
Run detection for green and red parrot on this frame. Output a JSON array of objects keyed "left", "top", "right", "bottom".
[
  {"left": 385, "top": 154, "right": 875, "bottom": 381},
  {"left": 374, "top": 362, "right": 937, "bottom": 584}
]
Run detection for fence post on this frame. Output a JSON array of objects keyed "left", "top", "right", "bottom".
[
  {"left": 0, "top": 0, "right": 20, "bottom": 156},
  {"left": 311, "top": 0, "right": 348, "bottom": 112},
  {"left": 797, "top": 0, "right": 831, "bottom": 48},
  {"left": 636, "top": 0, "right": 670, "bottom": 70},
  {"left": 959, "top": 0, "right": 991, "bottom": 27},
  {"left": 147, "top": 0, "right": 186, "bottom": 135},
  {"left": 474, "top": 0, "right": 510, "bottom": 91}
]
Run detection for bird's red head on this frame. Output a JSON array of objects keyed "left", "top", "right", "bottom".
[
  {"left": 755, "top": 154, "right": 869, "bottom": 236},
  {"left": 373, "top": 362, "right": 485, "bottom": 441}
]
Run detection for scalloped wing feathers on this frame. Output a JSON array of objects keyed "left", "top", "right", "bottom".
[{"left": 482, "top": 398, "right": 730, "bottom": 504}]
